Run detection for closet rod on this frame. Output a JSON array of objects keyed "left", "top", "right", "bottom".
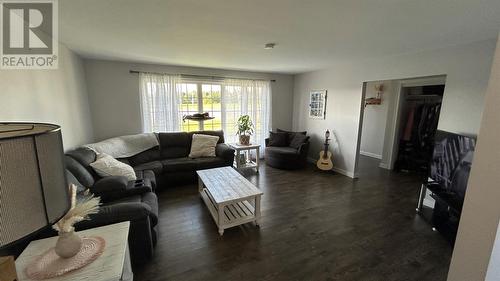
[
  {"left": 129, "top": 70, "right": 276, "bottom": 82},
  {"left": 406, "top": 94, "right": 442, "bottom": 98}
]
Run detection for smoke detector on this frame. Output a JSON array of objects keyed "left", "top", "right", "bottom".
[{"left": 264, "top": 43, "right": 276, "bottom": 49}]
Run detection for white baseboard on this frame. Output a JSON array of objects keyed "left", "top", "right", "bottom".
[
  {"left": 333, "top": 167, "right": 356, "bottom": 178},
  {"left": 307, "top": 157, "right": 356, "bottom": 178},
  {"left": 359, "top": 151, "right": 382, "bottom": 159},
  {"left": 378, "top": 162, "right": 390, "bottom": 169}
]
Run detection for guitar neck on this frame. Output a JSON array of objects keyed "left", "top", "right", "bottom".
[{"left": 324, "top": 138, "right": 330, "bottom": 152}]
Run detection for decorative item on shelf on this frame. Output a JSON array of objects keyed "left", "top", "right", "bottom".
[
  {"left": 309, "top": 90, "right": 327, "bottom": 119},
  {"left": 317, "top": 129, "right": 334, "bottom": 171},
  {"left": 238, "top": 152, "right": 247, "bottom": 166},
  {"left": 236, "top": 115, "right": 254, "bottom": 145},
  {"left": 365, "top": 84, "right": 383, "bottom": 107},
  {"left": 52, "top": 185, "right": 101, "bottom": 258},
  {"left": 183, "top": 112, "right": 215, "bottom": 122},
  {"left": 25, "top": 184, "right": 105, "bottom": 280}
]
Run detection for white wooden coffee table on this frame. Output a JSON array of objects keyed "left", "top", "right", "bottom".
[{"left": 197, "top": 167, "right": 263, "bottom": 235}]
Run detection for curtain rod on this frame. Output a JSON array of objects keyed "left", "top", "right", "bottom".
[{"left": 129, "top": 70, "right": 276, "bottom": 82}]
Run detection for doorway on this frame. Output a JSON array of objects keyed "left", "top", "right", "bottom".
[{"left": 354, "top": 75, "right": 447, "bottom": 177}]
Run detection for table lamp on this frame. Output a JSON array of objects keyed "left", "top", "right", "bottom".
[{"left": 0, "top": 123, "right": 70, "bottom": 254}]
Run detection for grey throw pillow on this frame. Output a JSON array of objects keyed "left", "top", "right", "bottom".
[
  {"left": 289, "top": 134, "right": 309, "bottom": 149},
  {"left": 277, "top": 128, "right": 307, "bottom": 145},
  {"left": 268, "top": 132, "right": 288, "bottom": 147}
]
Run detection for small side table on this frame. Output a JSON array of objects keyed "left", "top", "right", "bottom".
[
  {"left": 15, "top": 222, "right": 133, "bottom": 281},
  {"left": 227, "top": 143, "right": 261, "bottom": 173}
]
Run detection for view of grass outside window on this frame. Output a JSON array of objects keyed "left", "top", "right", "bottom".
[
  {"left": 178, "top": 83, "right": 223, "bottom": 132},
  {"left": 201, "top": 84, "right": 222, "bottom": 131}
]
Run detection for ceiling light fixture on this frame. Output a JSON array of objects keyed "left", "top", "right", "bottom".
[{"left": 264, "top": 43, "right": 276, "bottom": 49}]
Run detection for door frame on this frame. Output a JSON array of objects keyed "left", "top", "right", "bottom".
[{"left": 354, "top": 75, "right": 447, "bottom": 177}]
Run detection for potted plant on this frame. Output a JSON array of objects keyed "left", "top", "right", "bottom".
[{"left": 236, "top": 115, "right": 254, "bottom": 145}]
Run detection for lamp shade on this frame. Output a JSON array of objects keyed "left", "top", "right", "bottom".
[{"left": 0, "top": 123, "right": 70, "bottom": 249}]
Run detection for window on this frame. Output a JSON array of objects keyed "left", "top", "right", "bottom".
[
  {"left": 177, "top": 83, "right": 200, "bottom": 131},
  {"left": 139, "top": 73, "right": 272, "bottom": 152},
  {"left": 201, "top": 84, "right": 222, "bottom": 131},
  {"left": 177, "top": 82, "right": 223, "bottom": 131}
]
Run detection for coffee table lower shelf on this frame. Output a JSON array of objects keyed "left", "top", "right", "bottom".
[{"left": 200, "top": 188, "right": 260, "bottom": 235}]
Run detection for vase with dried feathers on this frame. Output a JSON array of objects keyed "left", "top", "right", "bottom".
[{"left": 52, "top": 185, "right": 100, "bottom": 258}]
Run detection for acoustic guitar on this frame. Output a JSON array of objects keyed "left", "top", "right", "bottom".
[{"left": 317, "top": 130, "right": 333, "bottom": 171}]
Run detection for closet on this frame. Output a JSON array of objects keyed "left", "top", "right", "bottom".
[{"left": 394, "top": 85, "right": 445, "bottom": 173}]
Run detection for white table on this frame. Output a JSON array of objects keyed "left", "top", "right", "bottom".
[
  {"left": 197, "top": 167, "right": 263, "bottom": 235},
  {"left": 227, "top": 143, "right": 261, "bottom": 173},
  {"left": 15, "top": 222, "right": 133, "bottom": 281}
]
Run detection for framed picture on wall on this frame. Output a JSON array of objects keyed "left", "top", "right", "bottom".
[{"left": 309, "top": 90, "right": 327, "bottom": 119}]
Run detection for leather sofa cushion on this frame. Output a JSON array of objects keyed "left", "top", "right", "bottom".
[
  {"left": 113, "top": 192, "right": 158, "bottom": 226},
  {"left": 128, "top": 147, "right": 161, "bottom": 166},
  {"left": 161, "top": 157, "right": 226, "bottom": 172},
  {"left": 194, "top": 157, "right": 227, "bottom": 170},
  {"left": 158, "top": 132, "right": 190, "bottom": 159},
  {"left": 66, "top": 170, "right": 87, "bottom": 193},
  {"left": 101, "top": 192, "right": 158, "bottom": 227},
  {"left": 66, "top": 147, "right": 100, "bottom": 183},
  {"left": 133, "top": 161, "right": 163, "bottom": 174},
  {"left": 66, "top": 147, "right": 97, "bottom": 166},
  {"left": 161, "top": 157, "right": 196, "bottom": 172},
  {"left": 141, "top": 192, "right": 159, "bottom": 226},
  {"left": 65, "top": 156, "right": 96, "bottom": 187}
]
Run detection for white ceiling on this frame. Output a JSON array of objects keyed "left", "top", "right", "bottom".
[{"left": 59, "top": 0, "right": 500, "bottom": 74}]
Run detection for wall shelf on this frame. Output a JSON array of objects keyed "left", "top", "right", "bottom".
[{"left": 365, "top": 97, "right": 382, "bottom": 106}]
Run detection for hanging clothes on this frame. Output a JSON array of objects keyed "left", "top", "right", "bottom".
[
  {"left": 395, "top": 101, "right": 442, "bottom": 173},
  {"left": 402, "top": 106, "right": 415, "bottom": 141}
]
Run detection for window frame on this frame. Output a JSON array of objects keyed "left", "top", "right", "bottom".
[{"left": 177, "top": 79, "right": 223, "bottom": 131}]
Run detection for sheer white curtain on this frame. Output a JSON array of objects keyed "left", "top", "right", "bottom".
[
  {"left": 221, "top": 79, "right": 272, "bottom": 155},
  {"left": 139, "top": 73, "right": 181, "bottom": 132}
]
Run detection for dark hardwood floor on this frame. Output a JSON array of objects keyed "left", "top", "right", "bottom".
[{"left": 134, "top": 156, "right": 452, "bottom": 281}]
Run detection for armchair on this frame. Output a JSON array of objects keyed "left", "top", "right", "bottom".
[{"left": 265, "top": 130, "right": 310, "bottom": 169}]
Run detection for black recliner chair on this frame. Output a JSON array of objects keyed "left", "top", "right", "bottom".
[{"left": 64, "top": 147, "right": 159, "bottom": 265}]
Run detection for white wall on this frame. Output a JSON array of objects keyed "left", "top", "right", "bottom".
[
  {"left": 359, "top": 81, "right": 391, "bottom": 159},
  {"left": 293, "top": 39, "right": 496, "bottom": 177},
  {"left": 448, "top": 34, "right": 500, "bottom": 281},
  {"left": 486, "top": 221, "right": 500, "bottom": 281},
  {"left": 0, "top": 44, "right": 94, "bottom": 149},
  {"left": 83, "top": 60, "right": 295, "bottom": 141}
]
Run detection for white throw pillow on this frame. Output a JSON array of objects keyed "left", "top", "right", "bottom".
[
  {"left": 89, "top": 153, "right": 137, "bottom": 181},
  {"left": 189, "top": 134, "right": 220, "bottom": 158}
]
